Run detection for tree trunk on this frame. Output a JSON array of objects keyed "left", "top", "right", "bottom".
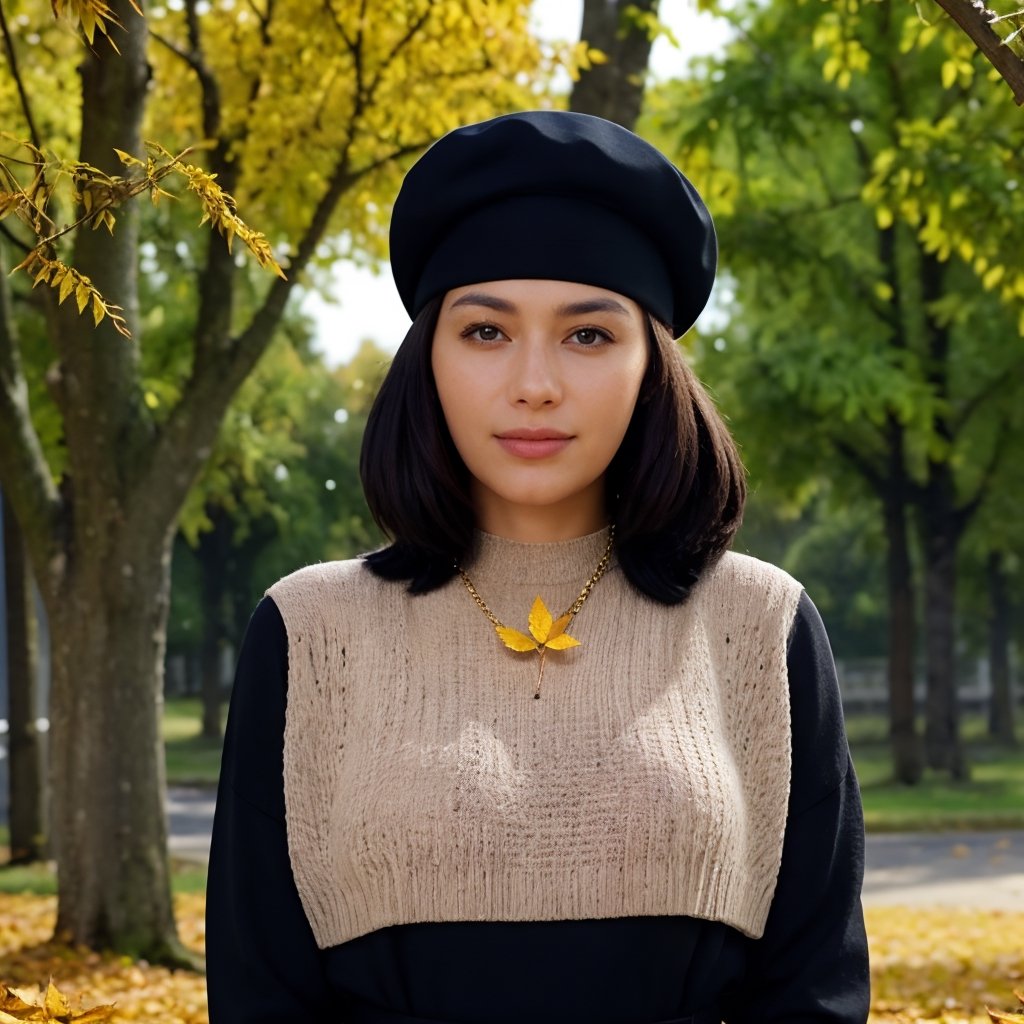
[
  {"left": 197, "top": 510, "right": 234, "bottom": 740},
  {"left": 570, "top": 0, "right": 659, "bottom": 130},
  {"left": 48, "top": 520, "right": 193, "bottom": 962},
  {"left": 881, "top": 460, "right": 921, "bottom": 783},
  {"left": 3, "top": 488, "right": 48, "bottom": 863},
  {"left": 987, "top": 550, "right": 1016, "bottom": 745},
  {"left": 919, "top": 472, "right": 967, "bottom": 778},
  {"left": 917, "top": 251, "right": 967, "bottom": 780},
  {"left": 38, "top": 0, "right": 192, "bottom": 961}
]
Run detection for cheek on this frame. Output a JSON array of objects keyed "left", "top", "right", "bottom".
[{"left": 431, "top": 347, "right": 480, "bottom": 450}]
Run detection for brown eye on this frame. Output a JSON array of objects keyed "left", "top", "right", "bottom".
[{"left": 570, "top": 327, "right": 611, "bottom": 347}]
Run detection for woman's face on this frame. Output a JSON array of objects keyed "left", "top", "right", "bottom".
[{"left": 431, "top": 279, "right": 649, "bottom": 540}]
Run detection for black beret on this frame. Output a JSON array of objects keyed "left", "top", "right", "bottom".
[{"left": 389, "top": 110, "right": 717, "bottom": 338}]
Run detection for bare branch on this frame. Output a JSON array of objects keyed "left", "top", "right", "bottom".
[{"left": 932, "top": 0, "right": 1024, "bottom": 105}]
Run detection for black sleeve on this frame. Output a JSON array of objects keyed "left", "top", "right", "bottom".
[
  {"left": 724, "top": 592, "right": 871, "bottom": 1024},
  {"left": 205, "top": 596, "right": 337, "bottom": 1023}
]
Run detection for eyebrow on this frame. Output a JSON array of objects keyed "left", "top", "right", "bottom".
[{"left": 448, "top": 292, "right": 633, "bottom": 318}]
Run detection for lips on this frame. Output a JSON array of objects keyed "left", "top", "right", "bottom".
[{"left": 495, "top": 429, "right": 573, "bottom": 459}]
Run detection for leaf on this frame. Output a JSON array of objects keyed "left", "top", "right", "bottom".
[
  {"left": 941, "top": 59, "right": 957, "bottom": 88},
  {"left": 75, "top": 282, "right": 90, "bottom": 313},
  {"left": 528, "top": 595, "right": 553, "bottom": 643},
  {"left": 495, "top": 626, "right": 538, "bottom": 652},
  {"left": 0, "top": 986, "right": 34, "bottom": 1013},
  {"left": 544, "top": 632, "right": 580, "bottom": 651},
  {"left": 92, "top": 293, "right": 104, "bottom": 326},
  {"left": 987, "top": 1011, "right": 1024, "bottom": 1023},
  {"left": 548, "top": 613, "right": 572, "bottom": 640},
  {"left": 112, "top": 147, "right": 142, "bottom": 167},
  {"left": 69, "top": 1004, "right": 117, "bottom": 1023},
  {"left": 58, "top": 273, "right": 75, "bottom": 305},
  {"left": 44, "top": 979, "right": 71, "bottom": 1017}
]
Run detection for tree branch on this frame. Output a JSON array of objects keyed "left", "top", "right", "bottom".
[
  {"left": 833, "top": 436, "right": 886, "bottom": 493},
  {"left": 0, "top": 241, "right": 65, "bottom": 593},
  {"left": 952, "top": 354, "right": 1024, "bottom": 432},
  {"left": 0, "top": 220, "right": 32, "bottom": 254},
  {"left": 932, "top": 0, "right": 1024, "bottom": 105},
  {"left": 956, "top": 413, "right": 1010, "bottom": 530},
  {"left": 141, "top": 136, "right": 427, "bottom": 511}
]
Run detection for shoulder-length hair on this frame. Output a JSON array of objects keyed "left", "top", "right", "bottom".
[{"left": 360, "top": 296, "right": 746, "bottom": 605}]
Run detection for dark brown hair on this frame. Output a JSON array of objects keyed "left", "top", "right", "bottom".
[{"left": 360, "top": 298, "right": 746, "bottom": 604}]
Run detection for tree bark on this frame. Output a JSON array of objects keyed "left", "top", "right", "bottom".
[
  {"left": 919, "top": 486, "right": 967, "bottom": 777},
  {"left": 987, "top": 549, "right": 1016, "bottom": 745},
  {"left": 570, "top": 0, "right": 659, "bottom": 129},
  {"left": 3, "top": 487, "right": 48, "bottom": 863},
  {"left": 931, "top": 0, "right": 1024, "bottom": 106},
  {"left": 917, "top": 253, "right": 968, "bottom": 779},
  {"left": 881, "top": 446, "right": 922, "bottom": 784},
  {"left": 35, "top": 0, "right": 192, "bottom": 961},
  {"left": 48, "top": 518, "right": 188, "bottom": 959},
  {"left": 197, "top": 510, "right": 234, "bottom": 741}
]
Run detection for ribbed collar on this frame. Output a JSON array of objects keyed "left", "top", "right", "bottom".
[{"left": 462, "top": 526, "right": 614, "bottom": 586}]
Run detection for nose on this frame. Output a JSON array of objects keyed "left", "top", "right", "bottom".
[{"left": 508, "top": 338, "right": 562, "bottom": 408}]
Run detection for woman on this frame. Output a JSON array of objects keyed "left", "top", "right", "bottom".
[{"left": 206, "top": 111, "right": 870, "bottom": 1023}]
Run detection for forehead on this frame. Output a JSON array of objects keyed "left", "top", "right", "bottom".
[{"left": 441, "top": 279, "right": 644, "bottom": 321}]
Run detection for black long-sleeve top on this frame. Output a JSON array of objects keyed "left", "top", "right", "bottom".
[{"left": 206, "top": 590, "right": 869, "bottom": 1024}]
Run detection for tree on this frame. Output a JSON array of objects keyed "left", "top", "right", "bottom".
[
  {"left": 0, "top": 0, "right": 560, "bottom": 959},
  {"left": 570, "top": 0, "right": 659, "bottom": 128},
  {"left": 652, "top": 0, "right": 1024, "bottom": 781}
]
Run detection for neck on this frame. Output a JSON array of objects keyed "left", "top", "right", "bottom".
[{"left": 472, "top": 486, "right": 607, "bottom": 543}]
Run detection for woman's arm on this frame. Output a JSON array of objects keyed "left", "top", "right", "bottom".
[
  {"left": 206, "top": 596, "right": 337, "bottom": 1023},
  {"left": 724, "top": 592, "right": 871, "bottom": 1024}
]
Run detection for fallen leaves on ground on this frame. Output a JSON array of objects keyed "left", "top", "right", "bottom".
[
  {"left": 0, "top": 894, "right": 206, "bottom": 1024},
  {"left": 867, "top": 908, "right": 1023, "bottom": 1023},
  {"left": 0, "top": 895, "right": 1021, "bottom": 1022}
]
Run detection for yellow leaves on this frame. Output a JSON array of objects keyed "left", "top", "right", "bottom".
[
  {"left": 49, "top": 0, "right": 142, "bottom": 51},
  {"left": 813, "top": 14, "right": 870, "bottom": 89},
  {"left": 495, "top": 596, "right": 580, "bottom": 654},
  {"left": 496, "top": 625, "right": 541, "bottom": 653},
  {"left": 0, "top": 892, "right": 208, "bottom": 1024},
  {"left": 2, "top": 135, "right": 284, "bottom": 338},
  {"left": 0, "top": 981, "right": 114, "bottom": 1022},
  {"left": 982, "top": 264, "right": 1005, "bottom": 291},
  {"left": 875, "top": 205, "right": 894, "bottom": 230},
  {"left": 867, "top": 907, "right": 1024, "bottom": 1023},
  {"left": 942, "top": 57, "right": 975, "bottom": 90},
  {"left": 13, "top": 253, "right": 131, "bottom": 338},
  {"left": 173, "top": 157, "right": 286, "bottom": 279}
]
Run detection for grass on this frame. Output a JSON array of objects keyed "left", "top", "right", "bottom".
[
  {"left": 163, "top": 698, "right": 224, "bottom": 787},
  {"left": 848, "top": 713, "right": 1024, "bottom": 832},
  {"left": 0, "top": 846, "right": 208, "bottom": 897}
]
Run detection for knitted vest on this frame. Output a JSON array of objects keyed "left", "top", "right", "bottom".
[{"left": 267, "top": 530, "right": 803, "bottom": 949}]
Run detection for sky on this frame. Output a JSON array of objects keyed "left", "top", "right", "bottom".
[{"left": 300, "top": 1, "right": 733, "bottom": 368}]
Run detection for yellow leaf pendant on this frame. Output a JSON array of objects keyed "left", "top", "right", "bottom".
[{"left": 495, "top": 595, "right": 580, "bottom": 698}]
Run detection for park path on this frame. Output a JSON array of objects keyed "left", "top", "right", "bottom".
[{"left": 164, "top": 788, "right": 1024, "bottom": 909}]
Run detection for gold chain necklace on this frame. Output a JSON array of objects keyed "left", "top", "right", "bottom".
[{"left": 457, "top": 526, "right": 615, "bottom": 699}]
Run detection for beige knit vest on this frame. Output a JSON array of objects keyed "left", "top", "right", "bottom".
[{"left": 267, "top": 530, "right": 803, "bottom": 949}]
